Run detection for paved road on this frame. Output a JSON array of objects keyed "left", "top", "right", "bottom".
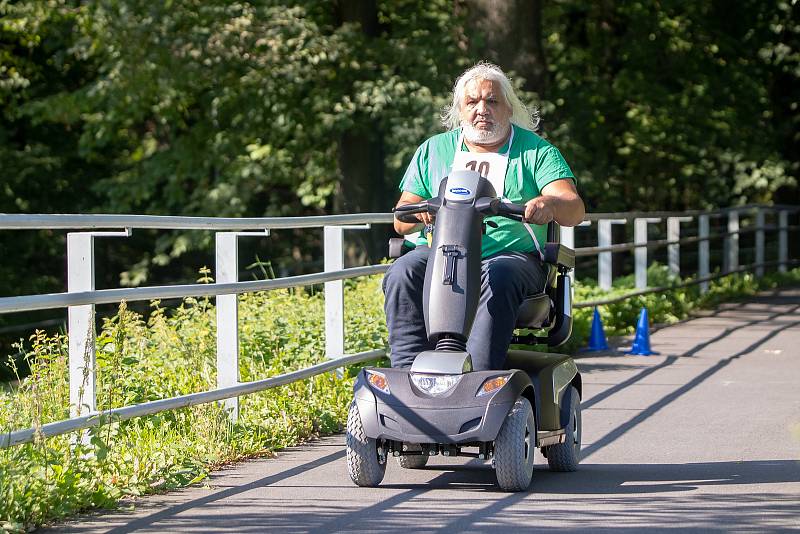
[{"left": 53, "top": 289, "right": 800, "bottom": 533}]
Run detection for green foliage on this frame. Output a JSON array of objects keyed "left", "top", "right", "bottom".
[
  {"left": 0, "top": 276, "right": 387, "bottom": 532},
  {"left": 0, "top": 0, "right": 103, "bottom": 305},
  {"left": 2, "top": 267, "right": 799, "bottom": 530},
  {"left": 1, "top": 0, "right": 798, "bottom": 302},
  {"left": 43, "top": 0, "right": 468, "bottom": 282},
  {"left": 541, "top": 0, "right": 799, "bottom": 211}
]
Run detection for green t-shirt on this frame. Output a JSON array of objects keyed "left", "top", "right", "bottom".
[{"left": 399, "top": 124, "right": 576, "bottom": 258}]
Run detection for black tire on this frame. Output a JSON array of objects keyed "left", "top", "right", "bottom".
[
  {"left": 545, "top": 385, "right": 581, "bottom": 472},
  {"left": 345, "top": 401, "right": 386, "bottom": 486},
  {"left": 396, "top": 444, "right": 429, "bottom": 469},
  {"left": 493, "top": 397, "right": 536, "bottom": 492}
]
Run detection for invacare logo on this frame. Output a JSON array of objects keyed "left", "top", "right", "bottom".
[{"left": 449, "top": 187, "right": 471, "bottom": 196}]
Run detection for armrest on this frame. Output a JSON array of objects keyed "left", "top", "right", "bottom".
[
  {"left": 543, "top": 243, "right": 575, "bottom": 270},
  {"left": 389, "top": 238, "right": 415, "bottom": 259}
]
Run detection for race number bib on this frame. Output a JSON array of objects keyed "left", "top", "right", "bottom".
[{"left": 450, "top": 150, "right": 509, "bottom": 198}]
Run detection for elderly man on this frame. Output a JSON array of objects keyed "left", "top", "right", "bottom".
[{"left": 383, "top": 62, "right": 585, "bottom": 371}]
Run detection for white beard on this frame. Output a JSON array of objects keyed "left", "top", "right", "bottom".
[{"left": 461, "top": 120, "right": 510, "bottom": 146}]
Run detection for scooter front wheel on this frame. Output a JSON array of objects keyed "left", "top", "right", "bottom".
[
  {"left": 345, "top": 400, "right": 386, "bottom": 487},
  {"left": 493, "top": 396, "right": 535, "bottom": 491}
]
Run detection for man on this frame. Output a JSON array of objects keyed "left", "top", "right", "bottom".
[{"left": 384, "top": 62, "right": 585, "bottom": 371}]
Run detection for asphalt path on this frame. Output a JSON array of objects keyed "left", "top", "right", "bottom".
[{"left": 50, "top": 288, "right": 800, "bottom": 533}]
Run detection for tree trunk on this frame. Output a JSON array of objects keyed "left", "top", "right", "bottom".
[
  {"left": 334, "top": 0, "right": 390, "bottom": 263},
  {"left": 463, "top": 0, "right": 548, "bottom": 96}
]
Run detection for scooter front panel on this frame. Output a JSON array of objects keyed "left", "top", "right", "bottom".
[{"left": 353, "top": 368, "right": 532, "bottom": 444}]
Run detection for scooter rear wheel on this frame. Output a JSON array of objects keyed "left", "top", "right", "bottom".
[
  {"left": 346, "top": 401, "right": 386, "bottom": 486},
  {"left": 396, "top": 444, "right": 429, "bottom": 469},
  {"left": 493, "top": 397, "right": 535, "bottom": 491},
  {"left": 545, "top": 385, "right": 581, "bottom": 472}
]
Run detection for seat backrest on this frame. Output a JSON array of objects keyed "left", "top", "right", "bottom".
[{"left": 513, "top": 222, "right": 574, "bottom": 346}]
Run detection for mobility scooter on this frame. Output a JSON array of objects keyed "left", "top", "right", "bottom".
[{"left": 346, "top": 169, "right": 581, "bottom": 491}]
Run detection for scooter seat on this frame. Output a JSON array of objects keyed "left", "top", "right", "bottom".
[
  {"left": 515, "top": 265, "right": 558, "bottom": 330},
  {"left": 515, "top": 293, "right": 551, "bottom": 329}
]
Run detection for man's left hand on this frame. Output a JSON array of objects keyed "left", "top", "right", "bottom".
[{"left": 524, "top": 196, "right": 556, "bottom": 225}]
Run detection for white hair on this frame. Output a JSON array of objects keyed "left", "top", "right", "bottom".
[{"left": 441, "top": 62, "right": 540, "bottom": 132}]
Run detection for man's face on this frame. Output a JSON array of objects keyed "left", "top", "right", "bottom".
[{"left": 459, "top": 78, "right": 512, "bottom": 144}]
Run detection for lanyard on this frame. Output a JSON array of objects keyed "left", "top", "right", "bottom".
[{"left": 451, "top": 126, "right": 543, "bottom": 258}]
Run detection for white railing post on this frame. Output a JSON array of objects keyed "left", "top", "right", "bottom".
[
  {"left": 561, "top": 220, "right": 591, "bottom": 284},
  {"left": 597, "top": 219, "right": 626, "bottom": 290},
  {"left": 215, "top": 233, "right": 239, "bottom": 422},
  {"left": 324, "top": 225, "right": 370, "bottom": 361},
  {"left": 699, "top": 215, "right": 710, "bottom": 293},
  {"left": 324, "top": 227, "right": 345, "bottom": 361},
  {"left": 67, "top": 230, "right": 130, "bottom": 423},
  {"left": 778, "top": 210, "right": 789, "bottom": 273},
  {"left": 667, "top": 216, "right": 692, "bottom": 277},
  {"left": 215, "top": 230, "right": 269, "bottom": 423},
  {"left": 634, "top": 218, "right": 661, "bottom": 289},
  {"left": 725, "top": 210, "right": 739, "bottom": 273},
  {"left": 755, "top": 208, "right": 765, "bottom": 277}
]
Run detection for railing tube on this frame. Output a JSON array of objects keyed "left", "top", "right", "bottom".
[
  {"left": 67, "top": 233, "right": 97, "bottom": 421},
  {"left": 561, "top": 221, "right": 591, "bottom": 283},
  {"left": 597, "top": 219, "right": 626, "bottom": 290},
  {"left": 324, "top": 227, "right": 345, "bottom": 361},
  {"left": 635, "top": 218, "right": 661, "bottom": 289},
  {"left": 324, "top": 225, "right": 370, "bottom": 362},
  {"left": 667, "top": 216, "right": 693, "bottom": 276},
  {"left": 778, "top": 210, "right": 789, "bottom": 273},
  {"left": 755, "top": 209, "right": 765, "bottom": 277},
  {"left": 67, "top": 230, "right": 130, "bottom": 441},
  {"left": 699, "top": 215, "right": 710, "bottom": 293},
  {"left": 726, "top": 210, "right": 739, "bottom": 273}
]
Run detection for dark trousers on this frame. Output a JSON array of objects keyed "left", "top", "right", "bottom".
[{"left": 382, "top": 246, "right": 549, "bottom": 370}]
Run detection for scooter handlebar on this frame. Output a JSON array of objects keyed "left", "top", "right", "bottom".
[
  {"left": 495, "top": 201, "right": 558, "bottom": 242},
  {"left": 396, "top": 198, "right": 527, "bottom": 223},
  {"left": 393, "top": 201, "right": 432, "bottom": 224},
  {"left": 495, "top": 201, "right": 526, "bottom": 221},
  {"left": 395, "top": 199, "right": 555, "bottom": 240}
]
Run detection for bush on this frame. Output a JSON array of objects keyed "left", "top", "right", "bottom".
[{"left": 0, "top": 277, "right": 386, "bottom": 532}]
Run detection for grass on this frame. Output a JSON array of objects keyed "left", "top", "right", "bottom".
[{"left": 1, "top": 265, "right": 798, "bottom": 532}]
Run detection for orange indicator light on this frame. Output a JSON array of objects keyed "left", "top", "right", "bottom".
[
  {"left": 477, "top": 375, "right": 510, "bottom": 396},
  {"left": 367, "top": 370, "right": 390, "bottom": 394}
]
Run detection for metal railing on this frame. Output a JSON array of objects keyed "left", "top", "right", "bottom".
[{"left": 1, "top": 205, "right": 797, "bottom": 448}]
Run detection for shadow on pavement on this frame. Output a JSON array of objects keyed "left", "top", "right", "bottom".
[
  {"left": 101, "top": 448, "right": 344, "bottom": 534},
  {"left": 581, "top": 318, "right": 800, "bottom": 460},
  {"left": 532, "top": 459, "right": 800, "bottom": 494},
  {"left": 49, "top": 293, "right": 800, "bottom": 533},
  {"left": 92, "top": 459, "right": 799, "bottom": 533},
  {"left": 579, "top": 303, "right": 800, "bottom": 413}
]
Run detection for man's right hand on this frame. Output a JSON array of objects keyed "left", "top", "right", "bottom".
[
  {"left": 394, "top": 191, "right": 433, "bottom": 235},
  {"left": 415, "top": 211, "right": 435, "bottom": 226}
]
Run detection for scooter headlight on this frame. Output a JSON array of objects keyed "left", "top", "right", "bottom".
[
  {"left": 366, "top": 370, "right": 390, "bottom": 394},
  {"left": 410, "top": 373, "right": 462, "bottom": 397},
  {"left": 476, "top": 375, "right": 510, "bottom": 397}
]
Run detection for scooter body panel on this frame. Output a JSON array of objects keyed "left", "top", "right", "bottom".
[
  {"left": 354, "top": 368, "right": 531, "bottom": 444},
  {"left": 505, "top": 350, "right": 579, "bottom": 431}
]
